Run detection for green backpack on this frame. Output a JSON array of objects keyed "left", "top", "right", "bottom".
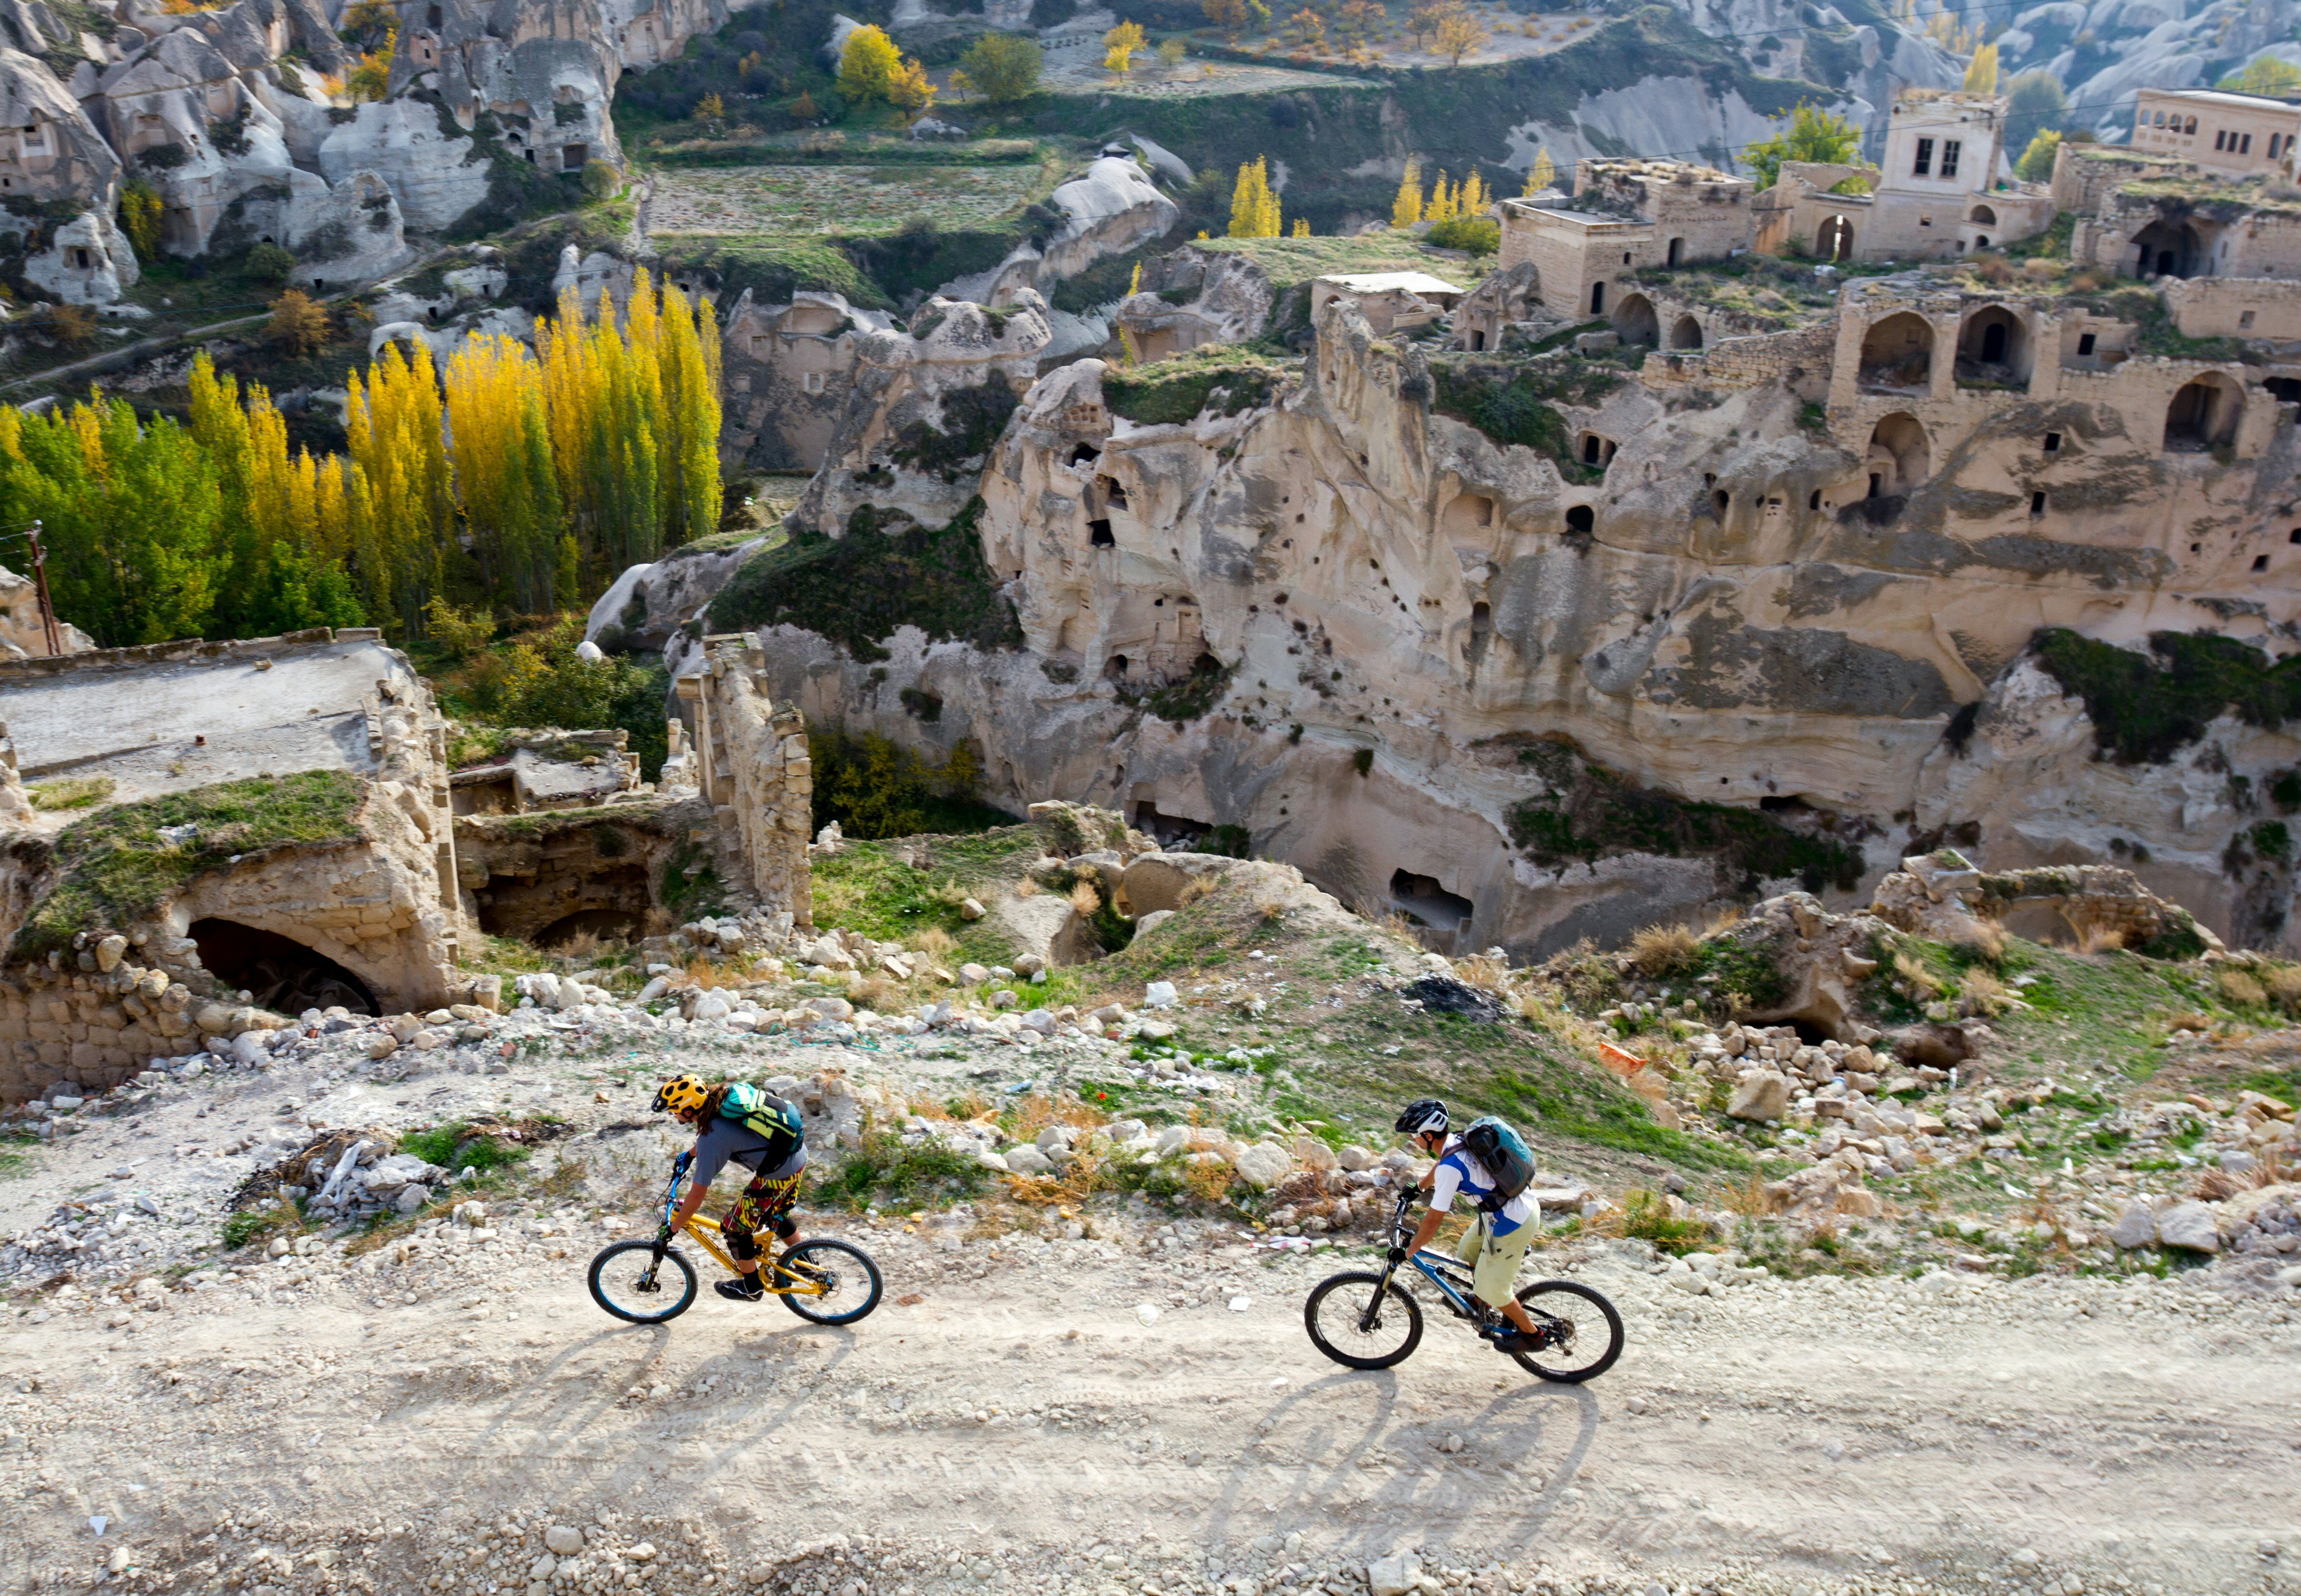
[{"left": 720, "top": 1082, "right": 804, "bottom": 1157}]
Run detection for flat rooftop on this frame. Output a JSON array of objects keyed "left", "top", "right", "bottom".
[
  {"left": 1318, "top": 271, "right": 1467, "bottom": 297},
  {"left": 3, "top": 637, "right": 414, "bottom": 815}
]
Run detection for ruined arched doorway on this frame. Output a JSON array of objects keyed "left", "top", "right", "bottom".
[
  {"left": 1858, "top": 312, "right": 1933, "bottom": 390},
  {"left": 2132, "top": 219, "right": 2203, "bottom": 279},
  {"left": 2165, "top": 373, "right": 2243, "bottom": 451},
  {"left": 1816, "top": 214, "right": 1853, "bottom": 262},
  {"left": 1865, "top": 412, "right": 1930, "bottom": 497},
  {"left": 1612, "top": 293, "right": 1659, "bottom": 346},
  {"left": 1670, "top": 313, "right": 1703, "bottom": 350},
  {"left": 189, "top": 919, "right": 379, "bottom": 1015},
  {"left": 1957, "top": 303, "right": 2030, "bottom": 384}
]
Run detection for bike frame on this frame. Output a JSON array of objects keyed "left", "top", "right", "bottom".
[
  {"left": 649, "top": 1159, "right": 829, "bottom": 1300},
  {"left": 1367, "top": 1189, "right": 1557, "bottom": 1338}
]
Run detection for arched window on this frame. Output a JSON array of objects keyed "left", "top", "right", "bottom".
[
  {"left": 1858, "top": 312, "right": 1934, "bottom": 389},
  {"left": 1970, "top": 204, "right": 1997, "bottom": 225},
  {"left": 1611, "top": 292, "right": 1659, "bottom": 346},
  {"left": 2164, "top": 373, "right": 2243, "bottom": 451},
  {"left": 1670, "top": 314, "right": 1703, "bottom": 350}
]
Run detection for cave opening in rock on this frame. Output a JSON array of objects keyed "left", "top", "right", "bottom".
[
  {"left": 1565, "top": 505, "right": 1595, "bottom": 535},
  {"left": 1389, "top": 869, "right": 1474, "bottom": 931},
  {"left": 189, "top": 919, "right": 378, "bottom": 1016},
  {"left": 532, "top": 909, "right": 646, "bottom": 949},
  {"left": 2164, "top": 373, "right": 2243, "bottom": 451}
]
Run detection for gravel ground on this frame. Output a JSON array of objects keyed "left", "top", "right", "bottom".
[{"left": 4, "top": 1011, "right": 2301, "bottom": 1596}]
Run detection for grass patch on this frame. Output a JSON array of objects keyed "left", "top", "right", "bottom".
[
  {"left": 219, "top": 1200, "right": 303, "bottom": 1252},
  {"left": 396, "top": 1121, "right": 532, "bottom": 1174},
  {"left": 1427, "top": 356, "right": 1623, "bottom": 480},
  {"left": 2031, "top": 627, "right": 2301, "bottom": 765},
  {"left": 821, "top": 1133, "right": 992, "bottom": 1211},
  {"left": 1103, "top": 345, "right": 1283, "bottom": 426},
  {"left": 807, "top": 826, "right": 1043, "bottom": 961},
  {"left": 27, "top": 775, "right": 115, "bottom": 811},
  {"left": 706, "top": 497, "right": 1021, "bottom": 662},
  {"left": 6, "top": 771, "right": 365, "bottom": 962}
]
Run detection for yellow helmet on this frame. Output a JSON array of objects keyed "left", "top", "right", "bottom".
[{"left": 653, "top": 1074, "right": 710, "bottom": 1117}]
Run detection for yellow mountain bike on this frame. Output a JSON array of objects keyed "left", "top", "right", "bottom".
[{"left": 587, "top": 1154, "right": 882, "bottom": 1326}]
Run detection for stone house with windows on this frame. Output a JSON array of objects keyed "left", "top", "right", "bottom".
[
  {"left": 2131, "top": 88, "right": 2301, "bottom": 180},
  {"left": 1495, "top": 160, "right": 1753, "bottom": 321}
]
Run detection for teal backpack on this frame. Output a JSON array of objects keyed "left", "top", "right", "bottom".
[
  {"left": 1460, "top": 1115, "right": 1534, "bottom": 1211},
  {"left": 720, "top": 1082, "right": 804, "bottom": 1155}
]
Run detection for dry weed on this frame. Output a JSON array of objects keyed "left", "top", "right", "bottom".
[
  {"left": 2193, "top": 1167, "right": 2247, "bottom": 1202},
  {"left": 1177, "top": 877, "right": 1217, "bottom": 908},
  {"left": 682, "top": 957, "right": 727, "bottom": 990},
  {"left": 913, "top": 927, "right": 955, "bottom": 957},
  {"left": 2075, "top": 922, "right": 2127, "bottom": 956},
  {"left": 1256, "top": 898, "right": 1287, "bottom": 925},
  {"left": 2218, "top": 967, "right": 2269, "bottom": 1007},
  {"left": 1948, "top": 916, "right": 2006, "bottom": 963},
  {"left": 1017, "top": 876, "right": 1041, "bottom": 898},
  {"left": 1182, "top": 1156, "right": 1239, "bottom": 1205},
  {"left": 1721, "top": 1173, "right": 1776, "bottom": 1219},
  {"left": 556, "top": 930, "right": 602, "bottom": 963},
  {"left": 2246, "top": 970, "right": 2301, "bottom": 1007},
  {"left": 1627, "top": 922, "right": 1697, "bottom": 976},
  {"left": 1454, "top": 954, "right": 1507, "bottom": 992},
  {"left": 1893, "top": 951, "right": 1943, "bottom": 996},
  {"left": 1958, "top": 966, "right": 2011, "bottom": 1015},
  {"left": 1069, "top": 879, "right": 1102, "bottom": 916},
  {"left": 851, "top": 976, "right": 898, "bottom": 1011}
]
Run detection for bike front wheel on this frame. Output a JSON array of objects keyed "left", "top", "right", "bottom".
[
  {"left": 589, "top": 1239, "right": 699, "bottom": 1324},
  {"left": 1508, "top": 1279, "right": 1624, "bottom": 1383},
  {"left": 776, "top": 1240, "right": 883, "bottom": 1326},
  {"left": 1304, "top": 1270, "right": 1424, "bottom": 1370}
]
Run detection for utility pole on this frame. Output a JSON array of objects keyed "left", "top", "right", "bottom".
[{"left": 26, "top": 520, "right": 60, "bottom": 657}]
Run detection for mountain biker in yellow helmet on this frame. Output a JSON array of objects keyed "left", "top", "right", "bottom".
[{"left": 652, "top": 1073, "right": 809, "bottom": 1303}]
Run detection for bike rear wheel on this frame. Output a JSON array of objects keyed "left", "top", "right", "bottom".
[
  {"left": 589, "top": 1239, "right": 699, "bottom": 1324},
  {"left": 776, "top": 1240, "right": 883, "bottom": 1326},
  {"left": 1304, "top": 1270, "right": 1424, "bottom": 1370},
  {"left": 1507, "top": 1279, "right": 1624, "bottom": 1383}
]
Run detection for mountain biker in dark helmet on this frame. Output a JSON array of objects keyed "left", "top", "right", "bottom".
[
  {"left": 1392, "top": 1098, "right": 1544, "bottom": 1354},
  {"left": 653, "top": 1074, "right": 809, "bottom": 1303}
]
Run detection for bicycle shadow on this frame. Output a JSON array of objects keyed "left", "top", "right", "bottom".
[{"left": 1195, "top": 1362, "right": 1601, "bottom": 1554}]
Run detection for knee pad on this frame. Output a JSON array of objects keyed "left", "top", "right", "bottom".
[
  {"left": 770, "top": 1214, "right": 798, "bottom": 1242},
  {"left": 725, "top": 1226, "right": 759, "bottom": 1261}
]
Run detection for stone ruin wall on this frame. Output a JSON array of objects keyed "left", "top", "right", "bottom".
[
  {"left": 674, "top": 636, "right": 814, "bottom": 928},
  {"left": 1637, "top": 318, "right": 1837, "bottom": 393}
]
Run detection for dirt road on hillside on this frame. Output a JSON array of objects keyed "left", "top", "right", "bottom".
[{"left": 5, "top": 1195, "right": 2298, "bottom": 1596}]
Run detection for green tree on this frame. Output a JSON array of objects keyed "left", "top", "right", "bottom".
[
  {"left": 958, "top": 33, "right": 1043, "bottom": 102},
  {"left": 2218, "top": 54, "right": 2301, "bottom": 95},
  {"left": 2004, "top": 70, "right": 2069, "bottom": 156},
  {"left": 1740, "top": 103, "right": 1864, "bottom": 192},
  {"left": 838, "top": 24, "right": 903, "bottom": 102},
  {"left": 2015, "top": 128, "right": 2062, "bottom": 183},
  {"left": 0, "top": 399, "right": 223, "bottom": 647}
]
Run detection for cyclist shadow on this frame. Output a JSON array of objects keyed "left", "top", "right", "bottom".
[{"left": 1201, "top": 1367, "right": 1601, "bottom": 1552}]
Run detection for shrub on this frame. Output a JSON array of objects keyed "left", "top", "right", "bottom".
[
  {"left": 1626, "top": 922, "right": 1696, "bottom": 976},
  {"left": 397, "top": 1121, "right": 528, "bottom": 1173},
  {"left": 2219, "top": 967, "right": 2269, "bottom": 1007},
  {"left": 1424, "top": 215, "right": 1499, "bottom": 254},
  {"left": 581, "top": 160, "right": 621, "bottom": 199},
  {"left": 2032, "top": 628, "right": 2301, "bottom": 765},
  {"left": 245, "top": 242, "right": 298, "bottom": 284},
  {"left": 959, "top": 33, "right": 1043, "bottom": 102},
  {"left": 267, "top": 289, "right": 330, "bottom": 356}
]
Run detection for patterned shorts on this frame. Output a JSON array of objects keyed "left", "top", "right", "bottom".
[{"left": 722, "top": 1168, "right": 803, "bottom": 1258}]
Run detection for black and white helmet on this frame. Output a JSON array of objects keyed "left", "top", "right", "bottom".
[{"left": 1394, "top": 1098, "right": 1449, "bottom": 1138}]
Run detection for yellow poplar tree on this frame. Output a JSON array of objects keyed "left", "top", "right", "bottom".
[
  {"left": 1227, "top": 157, "right": 1281, "bottom": 237},
  {"left": 1525, "top": 147, "right": 1555, "bottom": 195},
  {"left": 445, "top": 334, "right": 564, "bottom": 612},
  {"left": 1425, "top": 170, "right": 1456, "bottom": 222},
  {"left": 1392, "top": 157, "right": 1423, "bottom": 227},
  {"left": 1459, "top": 168, "right": 1487, "bottom": 217}
]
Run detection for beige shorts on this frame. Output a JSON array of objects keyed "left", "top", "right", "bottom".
[{"left": 1454, "top": 1211, "right": 1533, "bottom": 1307}]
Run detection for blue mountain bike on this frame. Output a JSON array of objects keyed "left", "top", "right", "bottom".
[{"left": 1303, "top": 1188, "right": 1623, "bottom": 1382}]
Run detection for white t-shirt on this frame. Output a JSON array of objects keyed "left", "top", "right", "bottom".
[{"left": 1429, "top": 1136, "right": 1536, "bottom": 1235}]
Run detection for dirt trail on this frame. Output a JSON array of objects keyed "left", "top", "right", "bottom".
[{"left": 5, "top": 1195, "right": 2298, "bottom": 1596}]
